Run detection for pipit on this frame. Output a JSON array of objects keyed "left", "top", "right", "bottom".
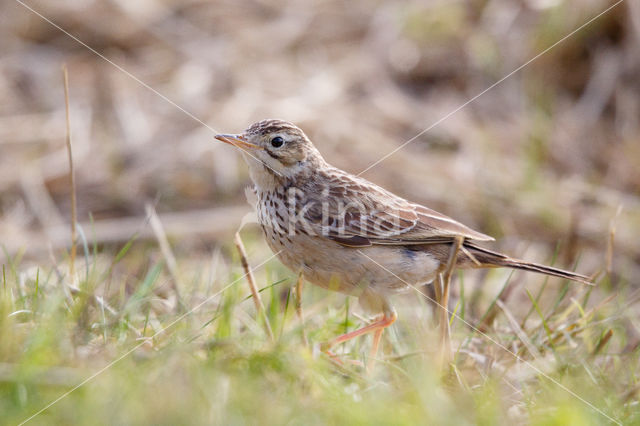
[{"left": 215, "top": 119, "right": 591, "bottom": 364}]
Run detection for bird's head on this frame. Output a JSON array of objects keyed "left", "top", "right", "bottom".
[{"left": 215, "top": 119, "right": 324, "bottom": 188}]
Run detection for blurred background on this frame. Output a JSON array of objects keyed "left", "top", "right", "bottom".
[
  {"left": 3, "top": 1, "right": 640, "bottom": 423},
  {"left": 1, "top": 0, "right": 639, "bottom": 280}
]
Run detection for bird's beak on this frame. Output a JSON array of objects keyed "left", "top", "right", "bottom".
[{"left": 214, "top": 134, "right": 263, "bottom": 150}]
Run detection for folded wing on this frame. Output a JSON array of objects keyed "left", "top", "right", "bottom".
[{"left": 301, "top": 169, "right": 493, "bottom": 247}]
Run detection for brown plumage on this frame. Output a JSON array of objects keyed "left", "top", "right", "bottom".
[{"left": 215, "top": 119, "right": 591, "bottom": 362}]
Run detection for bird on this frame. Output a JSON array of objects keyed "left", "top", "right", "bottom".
[{"left": 214, "top": 119, "right": 591, "bottom": 365}]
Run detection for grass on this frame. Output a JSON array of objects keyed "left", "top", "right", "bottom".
[
  {"left": 2, "top": 2, "right": 638, "bottom": 423},
  {"left": 1, "top": 229, "right": 638, "bottom": 425}
]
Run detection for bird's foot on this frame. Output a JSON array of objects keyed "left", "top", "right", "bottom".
[{"left": 323, "top": 349, "right": 364, "bottom": 368}]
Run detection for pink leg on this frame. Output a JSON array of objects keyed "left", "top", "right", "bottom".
[
  {"left": 368, "top": 327, "right": 385, "bottom": 371},
  {"left": 323, "top": 311, "right": 397, "bottom": 367}
]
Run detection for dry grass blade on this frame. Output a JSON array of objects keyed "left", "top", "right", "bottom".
[
  {"left": 66, "top": 284, "right": 143, "bottom": 339},
  {"left": 145, "top": 203, "right": 185, "bottom": 312},
  {"left": 234, "top": 232, "right": 274, "bottom": 342},
  {"left": 1, "top": 0, "right": 637, "bottom": 424},
  {"left": 591, "top": 329, "right": 613, "bottom": 357},
  {"left": 478, "top": 272, "right": 515, "bottom": 332},
  {"left": 533, "top": 293, "right": 616, "bottom": 350},
  {"left": 497, "top": 300, "right": 542, "bottom": 359},
  {"left": 62, "top": 64, "right": 77, "bottom": 285}
]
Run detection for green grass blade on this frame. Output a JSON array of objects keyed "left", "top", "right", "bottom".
[{"left": 525, "top": 288, "right": 554, "bottom": 348}]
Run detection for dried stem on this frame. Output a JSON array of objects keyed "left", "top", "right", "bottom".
[
  {"left": 592, "top": 329, "right": 613, "bottom": 357},
  {"left": 234, "top": 232, "right": 274, "bottom": 342},
  {"left": 145, "top": 203, "right": 185, "bottom": 312},
  {"left": 497, "top": 300, "right": 542, "bottom": 359},
  {"left": 62, "top": 64, "right": 77, "bottom": 284},
  {"left": 294, "top": 272, "right": 309, "bottom": 347}
]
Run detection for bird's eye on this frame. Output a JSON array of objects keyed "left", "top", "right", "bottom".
[{"left": 270, "top": 136, "right": 284, "bottom": 148}]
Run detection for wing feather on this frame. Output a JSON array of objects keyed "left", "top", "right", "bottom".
[{"left": 300, "top": 169, "right": 493, "bottom": 247}]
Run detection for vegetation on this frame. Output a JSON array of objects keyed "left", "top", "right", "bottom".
[
  {"left": 2, "top": 0, "right": 639, "bottom": 424},
  {"left": 1, "top": 224, "right": 637, "bottom": 424}
]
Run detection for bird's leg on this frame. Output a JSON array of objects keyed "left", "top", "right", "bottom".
[
  {"left": 324, "top": 311, "right": 397, "bottom": 348},
  {"left": 294, "top": 271, "right": 309, "bottom": 347},
  {"left": 437, "top": 236, "right": 464, "bottom": 365},
  {"left": 433, "top": 275, "right": 443, "bottom": 317},
  {"left": 368, "top": 327, "right": 385, "bottom": 371},
  {"left": 322, "top": 309, "right": 397, "bottom": 367}
]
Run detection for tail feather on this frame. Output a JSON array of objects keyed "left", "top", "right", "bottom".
[{"left": 464, "top": 243, "right": 593, "bottom": 285}]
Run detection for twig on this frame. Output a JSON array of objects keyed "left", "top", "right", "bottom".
[
  {"left": 234, "top": 232, "right": 274, "bottom": 342},
  {"left": 62, "top": 65, "right": 77, "bottom": 284},
  {"left": 145, "top": 203, "right": 185, "bottom": 312},
  {"left": 294, "top": 272, "right": 309, "bottom": 347}
]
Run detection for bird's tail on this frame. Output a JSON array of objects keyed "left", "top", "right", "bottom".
[{"left": 463, "top": 243, "right": 593, "bottom": 285}]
